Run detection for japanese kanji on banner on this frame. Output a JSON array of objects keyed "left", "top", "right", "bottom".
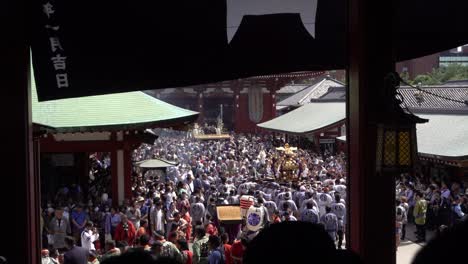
[{"left": 31, "top": 0, "right": 468, "bottom": 101}]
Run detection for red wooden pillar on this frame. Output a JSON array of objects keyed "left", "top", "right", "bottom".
[
  {"left": 2, "top": 3, "right": 39, "bottom": 261},
  {"left": 348, "top": 0, "right": 396, "bottom": 263}
]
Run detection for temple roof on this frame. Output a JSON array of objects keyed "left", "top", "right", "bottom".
[
  {"left": 276, "top": 84, "right": 310, "bottom": 95},
  {"left": 259, "top": 102, "right": 346, "bottom": 134},
  {"left": 277, "top": 77, "right": 345, "bottom": 107},
  {"left": 32, "top": 72, "right": 198, "bottom": 133},
  {"left": 398, "top": 86, "right": 468, "bottom": 113},
  {"left": 416, "top": 113, "right": 468, "bottom": 159},
  {"left": 335, "top": 114, "right": 468, "bottom": 159}
]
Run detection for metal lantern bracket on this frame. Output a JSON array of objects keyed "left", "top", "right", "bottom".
[{"left": 375, "top": 73, "right": 428, "bottom": 173}]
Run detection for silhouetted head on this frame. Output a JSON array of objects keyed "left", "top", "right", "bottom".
[
  {"left": 412, "top": 220, "right": 468, "bottom": 264},
  {"left": 243, "top": 222, "right": 361, "bottom": 264}
]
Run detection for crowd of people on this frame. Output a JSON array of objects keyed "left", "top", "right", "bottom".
[
  {"left": 38, "top": 129, "right": 468, "bottom": 264},
  {"left": 41, "top": 132, "right": 348, "bottom": 263},
  {"left": 395, "top": 173, "right": 467, "bottom": 246}
]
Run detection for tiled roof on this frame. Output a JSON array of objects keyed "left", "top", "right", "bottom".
[
  {"left": 277, "top": 77, "right": 345, "bottom": 106},
  {"left": 313, "top": 86, "right": 346, "bottom": 101},
  {"left": 276, "top": 84, "right": 309, "bottom": 94},
  {"left": 398, "top": 86, "right": 468, "bottom": 112}
]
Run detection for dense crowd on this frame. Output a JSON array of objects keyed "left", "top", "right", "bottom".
[
  {"left": 395, "top": 174, "right": 467, "bottom": 246},
  {"left": 41, "top": 131, "right": 350, "bottom": 264}
]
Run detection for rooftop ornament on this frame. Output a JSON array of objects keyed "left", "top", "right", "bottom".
[
  {"left": 401, "top": 79, "right": 468, "bottom": 107},
  {"left": 275, "top": 143, "right": 299, "bottom": 183},
  {"left": 413, "top": 82, "right": 425, "bottom": 106}
]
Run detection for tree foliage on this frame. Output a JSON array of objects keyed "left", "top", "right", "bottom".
[{"left": 410, "top": 64, "right": 468, "bottom": 85}]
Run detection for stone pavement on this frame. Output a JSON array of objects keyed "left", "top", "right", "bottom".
[{"left": 397, "top": 224, "right": 435, "bottom": 264}]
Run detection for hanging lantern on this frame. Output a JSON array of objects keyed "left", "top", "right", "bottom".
[{"left": 375, "top": 73, "right": 428, "bottom": 173}]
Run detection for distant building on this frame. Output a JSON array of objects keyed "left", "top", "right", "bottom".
[
  {"left": 260, "top": 76, "right": 346, "bottom": 154},
  {"left": 396, "top": 45, "right": 468, "bottom": 79},
  {"left": 396, "top": 53, "right": 440, "bottom": 79},
  {"left": 147, "top": 72, "right": 327, "bottom": 133},
  {"left": 439, "top": 45, "right": 468, "bottom": 67},
  {"left": 275, "top": 75, "right": 345, "bottom": 115}
]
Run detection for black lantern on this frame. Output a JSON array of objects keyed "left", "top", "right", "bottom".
[{"left": 375, "top": 73, "right": 428, "bottom": 172}]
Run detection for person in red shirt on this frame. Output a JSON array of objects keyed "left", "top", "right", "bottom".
[
  {"left": 114, "top": 215, "right": 136, "bottom": 246},
  {"left": 221, "top": 233, "right": 233, "bottom": 264},
  {"left": 272, "top": 210, "right": 282, "bottom": 224},
  {"left": 136, "top": 219, "right": 148, "bottom": 239},
  {"left": 231, "top": 237, "right": 248, "bottom": 264},
  {"left": 181, "top": 206, "right": 192, "bottom": 242},
  {"left": 205, "top": 215, "right": 218, "bottom": 236},
  {"left": 176, "top": 238, "right": 193, "bottom": 264}
]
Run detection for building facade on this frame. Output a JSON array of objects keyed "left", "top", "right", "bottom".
[{"left": 148, "top": 72, "right": 327, "bottom": 133}]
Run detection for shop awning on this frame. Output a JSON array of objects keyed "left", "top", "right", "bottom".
[
  {"left": 258, "top": 102, "right": 345, "bottom": 134},
  {"left": 135, "top": 158, "right": 179, "bottom": 169},
  {"left": 31, "top": 0, "right": 468, "bottom": 101},
  {"left": 336, "top": 135, "right": 346, "bottom": 142}
]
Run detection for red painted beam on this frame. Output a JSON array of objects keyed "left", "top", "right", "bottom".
[{"left": 40, "top": 138, "right": 124, "bottom": 153}]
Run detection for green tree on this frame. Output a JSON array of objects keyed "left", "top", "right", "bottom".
[{"left": 411, "top": 64, "right": 468, "bottom": 85}]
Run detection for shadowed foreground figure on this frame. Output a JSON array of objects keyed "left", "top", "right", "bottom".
[
  {"left": 243, "top": 221, "right": 362, "bottom": 264},
  {"left": 101, "top": 249, "right": 179, "bottom": 264},
  {"left": 102, "top": 222, "right": 362, "bottom": 264},
  {"left": 412, "top": 219, "right": 468, "bottom": 264}
]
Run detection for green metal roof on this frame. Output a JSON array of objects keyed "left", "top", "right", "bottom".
[
  {"left": 416, "top": 114, "right": 468, "bottom": 158},
  {"left": 31, "top": 72, "right": 198, "bottom": 133},
  {"left": 258, "top": 102, "right": 346, "bottom": 134}
]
